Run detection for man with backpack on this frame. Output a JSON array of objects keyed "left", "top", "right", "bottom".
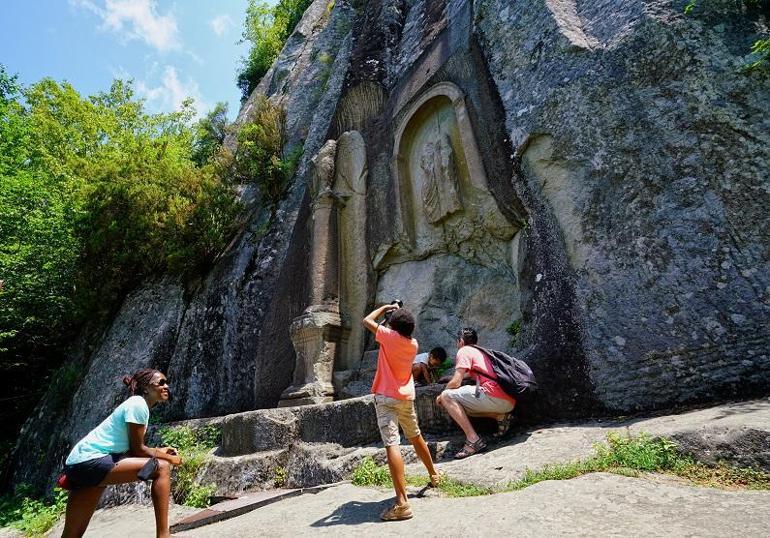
[{"left": 436, "top": 327, "right": 517, "bottom": 459}]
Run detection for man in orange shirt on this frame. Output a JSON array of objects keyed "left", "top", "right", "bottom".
[
  {"left": 363, "top": 303, "right": 439, "bottom": 521},
  {"left": 436, "top": 327, "right": 516, "bottom": 459}
]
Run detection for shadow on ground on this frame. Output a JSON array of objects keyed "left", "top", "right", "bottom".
[{"left": 310, "top": 499, "right": 391, "bottom": 527}]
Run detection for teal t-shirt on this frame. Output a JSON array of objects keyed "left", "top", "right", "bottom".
[{"left": 65, "top": 395, "right": 150, "bottom": 465}]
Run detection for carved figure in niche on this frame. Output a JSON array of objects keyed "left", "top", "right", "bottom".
[
  {"left": 420, "top": 134, "right": 462, "bottom": 224},
  {"left": 311, "top": 139, "right": 337, "bottom": 198}
]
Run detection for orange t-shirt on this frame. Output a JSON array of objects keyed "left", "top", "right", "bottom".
[
  {"left": 371, "top": 325, "right": 418, "bottom": 400},
  {"left": 455, "top": 346, "right": 517, "bottom": 406}
]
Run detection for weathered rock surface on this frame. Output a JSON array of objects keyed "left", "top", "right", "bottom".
[
  {"left": 179, "top": 476, "right": 770, "bottom": 538},
  {"left": 475, "top": 0, "right": 770, "bottom": 412},
  {"left": 7, "top": 0, "right": 770, "bottom": 498},
  {"left": 409, "top": 397, "right": 770, "bottom": 488}
]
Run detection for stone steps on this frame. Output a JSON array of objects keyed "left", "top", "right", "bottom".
[{"left": 182, "top": 385, "right": 462, "bottom": 499}]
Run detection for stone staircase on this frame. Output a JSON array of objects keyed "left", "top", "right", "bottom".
[{"left": 192, "top": 384, "right": 458, "bottom": 499}]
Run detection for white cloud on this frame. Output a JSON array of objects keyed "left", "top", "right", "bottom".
[
  {"left": 209, "top": 14, "right": 234, "bottom": 36},
  {"left": 136, "top": 66, "right": 207, "bottom": 117},
  {"left": 71, "top": 0, "right": 180, "bottom": 51}
]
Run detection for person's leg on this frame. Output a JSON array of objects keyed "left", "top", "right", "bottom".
[
  {"left": 150, "top": 460, "right": 171, "bottom": 538},
  {"left": 408, "top": 434, "right": 437, "bottom": 477},
  {"left": 411, "top": 364, "right": 424, "bottom": 384},
  {"left": 437, "top": 391, "right": 480, "bottom": 443},
  {"left": 100, "top": 458, "right": 171, "bottom": 538},
  {"left": 385, "top": 445, "right": 408, "bottom": 506},
  {"left": 62, "top": 487, "right": 104, "bottom": 538},
  {"left": 375, "top": 397, "right": 409, "bottom": 508},
  {"left": 397, "top": 400, "right": 437, "bottom": 479}
]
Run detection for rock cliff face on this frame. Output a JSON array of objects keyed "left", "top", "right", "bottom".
[{"left": 5, "top": 0, "right": 769, "bottom": 493}]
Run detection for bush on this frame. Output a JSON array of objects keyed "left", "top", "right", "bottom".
[
  {"left": 237, "top": 0, "right": 314, "bottom": 99},
  {"left": 351, "top": 456, "right": 391, "bottom": 487},
  {"left": 0, "top": 487, "right": 67, "bottom": 537},
  {"left": 0, "top": 67, "right": 242, "bottom": 444},
  {"left": 159, "top": 425, "right": 220, "bottom": 507},
  {"left": 232, "top": 96, "right": 302, "bottom": 211}
]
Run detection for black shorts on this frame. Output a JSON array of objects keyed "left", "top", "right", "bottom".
[{"left": 64, "top": 453, "right": 127, "bottom": 488}]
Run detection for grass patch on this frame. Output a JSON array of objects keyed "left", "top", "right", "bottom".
[
  {"left": 159, "top": 425, "right": 220, "bottom": 508},
  {"left": 351, "top": 433, "right": 770, "bottom": 500},
  {"left": 509, "top": 432, "right": 770, "bottom": 491},
  {"left": 351, "top": 457, "right": 493, "bottom": 497},
  {"left": 0, "top": 486, "right": 67, "bottom": 537}
]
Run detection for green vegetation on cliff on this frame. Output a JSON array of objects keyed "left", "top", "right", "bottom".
[
  {"left": 0, "top": 65, "right": 242, "bottom": 441},
  {"left": 0, "top": 487, "right": 66, "bottom": 537},
  {"left": 237, "top": 0, "right": 314, "bottom": 100}
]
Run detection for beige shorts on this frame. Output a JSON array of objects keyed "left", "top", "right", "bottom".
[
  {"left": 441, "top": 385, "right": 514, "bottom": 415},
  {"left": 374, "top": 394, "right": 421, "bottom": 447}
]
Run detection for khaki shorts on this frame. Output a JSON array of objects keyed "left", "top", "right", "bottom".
[
  {"left": 374, "top": 394, "right": 421, "bottom": 447},
  {"left": 441, "top": 385, "right": 514, "bottom": 415}
]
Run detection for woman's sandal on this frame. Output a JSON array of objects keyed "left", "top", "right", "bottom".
[
  {"left": 454, "top": 438, "right": 487, "bottom": 459},
  {"left": 493, "top": 413, "right": 513, "bottom": 439}
]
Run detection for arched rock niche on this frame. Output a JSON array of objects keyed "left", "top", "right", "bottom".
[{"left": 378, "top": 82, "right": 523, "bottom": 351}]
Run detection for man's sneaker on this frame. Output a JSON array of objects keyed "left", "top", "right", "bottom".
[{"left": 380, "top": 503, "right": 413, "bottom": 521}]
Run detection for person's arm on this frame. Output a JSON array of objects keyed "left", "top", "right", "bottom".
[
  {"left": 444, "top": 368, "right": 468, "bottom": 389},
  {"left": 362, "top": 304, "right": 398, "bottom": 335},
  {"left": 128, "top": 423, "right": 182, "bottom": 466}
]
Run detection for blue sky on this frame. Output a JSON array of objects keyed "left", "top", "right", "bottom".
[{"left": 0, "top": 0, "right": 276, "bottom": 119}]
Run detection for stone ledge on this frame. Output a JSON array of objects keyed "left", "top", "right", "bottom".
[{"left": 218, "top": 385, "right": 461, "bottom": 457}]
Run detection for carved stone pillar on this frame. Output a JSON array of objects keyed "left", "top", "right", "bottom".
[
  {"left": 279, "top": 140, "right": 342, "bottom": 407},
  {"left": 334, "top": 131, "right": 368, "bottom": 372}
]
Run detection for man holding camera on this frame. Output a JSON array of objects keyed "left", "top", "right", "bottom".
[
  {"left": 436, "top": 327, "right": 516, "bottom": 459},
  {"left": 363, "top": 302, "right": 439, "bottom": 521}
]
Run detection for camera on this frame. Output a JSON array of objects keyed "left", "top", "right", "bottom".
[{"left": 383, "top": 299, "right": 403, "bottom": 325}]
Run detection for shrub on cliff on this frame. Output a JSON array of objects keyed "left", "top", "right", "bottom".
[
  {"left": 0, "top": 66, "right": 241, "bottom": 440},
  {"left": 237, "top": 0, "right": 314, "bottom": 100},
  {"left": 229, "top": 96, "right": 302, "bottom": 212}
]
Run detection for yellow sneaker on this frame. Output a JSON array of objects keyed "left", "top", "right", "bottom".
[{"left": 380, "top": 503, "right": 413, "bottom": 521}]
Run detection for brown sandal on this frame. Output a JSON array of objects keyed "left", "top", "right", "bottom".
[
  {"left": 493, "top": 413, "right": 513, "bottom": 439},
  {"left": 454, "top": 438, "right": 487, "bottom": 459}
]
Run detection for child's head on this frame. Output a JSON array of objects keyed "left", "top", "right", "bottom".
[
  {"left": 428, "top": 347, "right": 447, "bottom": 367},
  {"left": 388, "top": 308, "right": 415, "bottom": 338}
]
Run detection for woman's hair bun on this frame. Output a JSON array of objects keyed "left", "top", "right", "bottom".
[{"left": 122, "top": 375, "right": 133, "bottom": 387}]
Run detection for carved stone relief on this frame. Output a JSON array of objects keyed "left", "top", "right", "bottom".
[
  {"left": 371, "top": 82, "right": 523, "bottom": 354},
  {"left": 388, "top": 82, "right": 519, "bottom": 266},
  {"left": 420, "top": 134, "right": 462, "bottom": 224},
  {"left": 333, "top": 131, "right": 368, "bottom": 372},
  {"left": 279, "top": 140, "right": 342, "bottom": 407}
]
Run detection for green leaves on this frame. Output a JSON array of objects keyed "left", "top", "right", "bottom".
[
  {"left": 231, "top": 96, "right": 301, "bottom": 212},
  {"left": 237, "top": 0, "right": 314, "bottom": 100},
  {"left": 0, "top": 67, "right": 242, "bottom": 433}
]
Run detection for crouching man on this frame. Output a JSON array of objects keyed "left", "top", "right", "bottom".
[
  {"left": 436, "top": 327, "right": 516, "bottom": 459},
  {"left": 363, "top": 303, "right": 439, "bottom": 521}
]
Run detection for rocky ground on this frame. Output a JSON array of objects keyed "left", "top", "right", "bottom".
[{"left": 25, "top": 397, "right": 770, "bottom": 537}]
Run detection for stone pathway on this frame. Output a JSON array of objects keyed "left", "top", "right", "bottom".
[
  {"left": 409, "top": 398, "right": 770, "bottom": 486},
  {"left": 181, "top": 477, "right": 770, "bottom": 537}
]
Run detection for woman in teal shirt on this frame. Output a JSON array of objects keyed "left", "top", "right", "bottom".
[{"left": 62, "top": 368, "right": 181, "bottom": 538}]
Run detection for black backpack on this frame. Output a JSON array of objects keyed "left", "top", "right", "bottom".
[{"left": 469, "top": 345, "right": 538, "bottom": 400}]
